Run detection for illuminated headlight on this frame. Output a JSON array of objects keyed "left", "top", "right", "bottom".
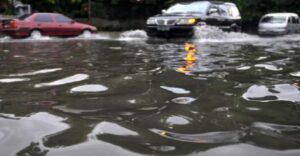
[
  {"left": 147, "top": 18, "right": 156, "bottom": 25},
  {"left": 176, "top": 18, "right": 196, "bottom": 25}
]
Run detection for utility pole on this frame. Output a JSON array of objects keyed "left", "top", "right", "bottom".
[{"left": 88, "top": 0, "right": 91, "bottom": 24}]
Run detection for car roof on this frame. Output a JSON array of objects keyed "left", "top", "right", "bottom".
[
  {"left": 177, "top": 1, "right": 235, "bottom": 5},
  {"left": 263, "top": 13, "right": 299, "bottom": 17},
  {"left": 32, "top": 12, "right": 62, "bottom": 16}
]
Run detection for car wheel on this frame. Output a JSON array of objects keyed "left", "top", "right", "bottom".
[
  {"left": 30, "top": 30, "right": 42, "bottom": 39},
  {"left": 82, "top": 30, "right": 92, "bottom": 38},
  {"left": 231, "top": 26, "right": 240, "bottom": 32}
]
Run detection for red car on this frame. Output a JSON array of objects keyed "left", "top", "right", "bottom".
[{"left": 0, "top": 13, "right": 97, "bottom": 38}]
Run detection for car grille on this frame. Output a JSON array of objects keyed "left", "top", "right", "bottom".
[{"left": 156, "top": 19, "right": 177, "bottom": 25}]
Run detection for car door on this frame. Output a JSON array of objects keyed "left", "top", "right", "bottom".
[
  {"left": 205, "top": 5, "right": 223, "bottom": 26},
  {"left": 296, "top": 17, "right": 300, "bottom": 32},
  {"left": 287, "top": 16, "right": 293, "bottom": 33},
  {"left": 54, "top": 14, "right": 81, "bottom": 36},
  {"left": 34, "top": 14, "right": 58, "bottom": 36},
  {"left": 292, "top": 16, "right": 299, "bottom": 33},
  {"left": 218, "top": 4, "right": 232, "bottom": 29}
]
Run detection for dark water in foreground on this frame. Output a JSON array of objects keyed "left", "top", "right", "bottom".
[{"left": 1, "top": 29, "right": 300, "bottom": 156}]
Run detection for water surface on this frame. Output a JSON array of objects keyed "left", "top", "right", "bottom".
[{"left": 0, "top": 28, "right": 300, "bottom": 156}]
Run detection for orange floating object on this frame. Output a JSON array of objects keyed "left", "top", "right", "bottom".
[
  {"left": 184, "top": 43, "right": 197, "bottom": 53},
  {"left": 184, "top": 53, "right": 197, "bottom": 61}
]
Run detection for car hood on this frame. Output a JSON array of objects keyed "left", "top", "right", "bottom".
[
  {"left": 76, "top": 22, "right": 97, "bottom": 30},
  {"left": 151, "top": 13, "right": 204, "bottom": 19}
]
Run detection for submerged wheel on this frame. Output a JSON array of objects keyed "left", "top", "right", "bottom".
[
  {"left": 82, "top": 30, "right": 92, "bottom": 38},
  {"left": 146, "top": 30, "right": 156, "bottom": 38},
  {"left": 30, "top": 30, "right": 42, "bottom": 38}
]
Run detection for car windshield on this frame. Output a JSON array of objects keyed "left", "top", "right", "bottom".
[
  {"left": 261, "top": 16, "right": 287, "bottom": 24},
  {"left": 165, "top": 2, "right": 210, "bottom": 14},
  {"left": 18, "top": 14, "right": 31, "bottom": 20}
]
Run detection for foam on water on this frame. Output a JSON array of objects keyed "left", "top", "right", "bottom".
[
  {"left": 193, "top": 26, "right": 259, "bottom": 43},
  {"left": 193, "top": 26, "right": 300, "bottom": 43},
  {"left": 1, "top": 27, "right": 300, "bottom": 43},
  {"left": 119, "top": 30, "right": 148, "bottom": 41}
]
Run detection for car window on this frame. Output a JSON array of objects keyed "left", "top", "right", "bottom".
[
  {"left": 261, "top": 16, "right": 286, "bottom": 24},
  {"left": 18, "top": 14, "right": 31, "bottom": 20},
  {"left": 288, "top": 17, "right": 293, "bottom": 24},
  {"left": 35, "top": 14, "right": 53, "bottom": 23},
  {"left": 165, "top": 1, "right": 210, "bottom": 14},
  {"left": 219, "top": 5, "right": 229, "bottom": 16},
  {"left": 55, "top": 14, "right": 72, "bottom": 23},
  {"left": 296, "top": 17, "right": 300, "bottom": 24},
  {"left": 292, "top": 16, "right": 299, "bottom": 24},
  {"left": 228, "top": 5, "right": 240, "bottom": 17},
  {"left": 207, "top": 5, "right": 220, "bottom": 16}
]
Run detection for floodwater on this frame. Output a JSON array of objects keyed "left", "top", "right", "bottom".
[{"left": 0, "top": 27, "right": 300, "bottom": 156}]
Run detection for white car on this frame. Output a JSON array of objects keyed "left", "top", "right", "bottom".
[{"left": 258, "top": 13, "right": 300, "bottom": 36}]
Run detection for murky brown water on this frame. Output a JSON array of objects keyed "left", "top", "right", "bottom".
[{"left": 1, "top": 29, "right": 300, "bottom": 156}]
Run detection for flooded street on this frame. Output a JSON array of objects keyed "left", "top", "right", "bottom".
[{"left": 1, "top": 28, "right": 300, "bottom": 156}]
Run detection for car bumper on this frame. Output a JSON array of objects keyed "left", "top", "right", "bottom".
[
  {"left": 146, "top": 25, "right": 194, "bottom": 37},
  {"left": 258, "top": 30, "right": 287, "bottom": 36},
  {"left": 1, "top": 29, "right": 28, "bottom": 38}
]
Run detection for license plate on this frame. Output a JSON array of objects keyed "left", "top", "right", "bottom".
[{"left": 157, "top": 26, "right": 170, "bottom": 31}]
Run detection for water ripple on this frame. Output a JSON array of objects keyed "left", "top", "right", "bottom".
[
  {"left": 0, "top": 78, "right": 30, "bottom": 83},
  {"left": 290, "top": 71, "right": 300, "bottom": 77},
  {"left": 0, "top": 112, "right": 69, "bottom": 156},
  {"left": 165, "top": 115, "right": 191, "bottom": 126},
  {"left": 34, "top": 74, "right": 89, "bottom": 88},
  {"left": 242, "top": 84, "right": 300, "bottom": 102},
  {"left": 8, "top": 68, "right": 62, "bottom": 77},
  {"left": 70, "top": 84, "right": 108, "bottom": 93},
  {"left": 252, "top": 122, "right": 300, "bottom": 133},
  {"left": 89, "top": 122, "right": 139, "bottom": 140},
  {"left": 171, "top": 97, "right": 196, "bottom": 105},
  {"left": 254, "top": 64, "right": 283, "bottom": 71},
  {"left": 160, "top": 86, "right": 190, "bottom": 94},
  {"left": 150, "top": 129, "right": 246, "bottom": 144}
]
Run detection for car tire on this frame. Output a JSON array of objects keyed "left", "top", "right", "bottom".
[
  {"left": 30, "top": 30, "right": 42, "bottom": 39},
  {"left": 146, "top": 30, "right": 156, "bottom": 38},
  {"left": 82, "top": 30, "right": 92, "bottom": 38}
]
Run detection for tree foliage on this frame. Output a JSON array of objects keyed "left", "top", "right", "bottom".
[
  {"left": 2, "top": 0, "right": 300, "bottom": 29},
  {"left": 8, "top": 0, "right": 299, "bottom": 21}
]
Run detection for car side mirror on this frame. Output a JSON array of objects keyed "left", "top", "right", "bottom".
[
  {"left": 162, "top": 9, "right": 167, "bottom": 14},
  {"left": 208, "top": 8, "right": 218, "bottom": 15},
  {"left": 70, "top": 20, "right": 75, "bottom": 24}
]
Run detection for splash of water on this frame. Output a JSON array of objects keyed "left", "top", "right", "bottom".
[
  {"left": 193, "top": 26, "right": 300, "bottom": 43},
  {"left": 193, "top": 26, "right": 259, "bottom": 43},
  {"left": 119, "top": 30, "right": 148, "bottom": 41}
]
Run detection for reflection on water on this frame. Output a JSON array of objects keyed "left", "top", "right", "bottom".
[
  {"left": 0, "top": 29, "right": 300, "bottom": 155},
  {"left": 34, "top": 74, "right": 90, "bottom": 88},
  {"left": 70, "top": 84, "right": 108, "bottom": 93},
  {"left": 243, "top": 84, "right": 300, "bottom": 102}
]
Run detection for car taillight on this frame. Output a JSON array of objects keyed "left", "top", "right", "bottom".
[{"left": 10, "top": 21, "right": 17, "bottom": 29}]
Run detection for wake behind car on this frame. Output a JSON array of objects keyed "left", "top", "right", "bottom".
[
  {"left": 258, "top": 13, "right": 300, "bottom": 36},
  {"left": 146, "top": 1, "right": 241, "bottom": 38},
  {"left": 0, "top": 13, "right": 97, "bottom": 38}
]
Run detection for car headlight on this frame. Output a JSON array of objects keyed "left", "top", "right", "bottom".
[
  {"left": 147, "top": 18, "right": 156, "bottom": 25},
  {"left": 176, "top": 18, "right": 197, "bottom": 25}
]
